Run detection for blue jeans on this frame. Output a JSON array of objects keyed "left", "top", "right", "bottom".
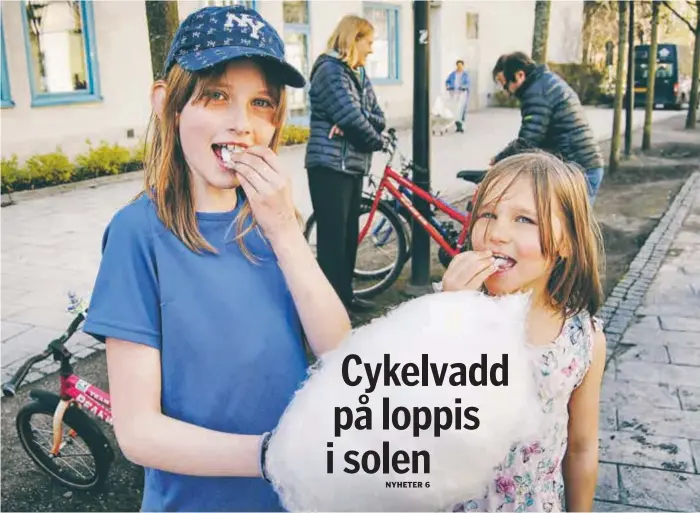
[{"left": 586, "top": 167, "right": 604, "bottom": 203}]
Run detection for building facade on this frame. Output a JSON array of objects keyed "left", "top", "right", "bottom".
[{"left": 1, "top": 0, "right": 583, "bottom": 162}]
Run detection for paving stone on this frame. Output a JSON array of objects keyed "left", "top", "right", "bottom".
[
  {"left": 667, "top": 346, "right": 700, "bottom": 366},
  {"left": 616, "top": 360, "right": 699, "bottom": 388},
  {"left": 619, "top": 465, "right": 700, "bottom": 510},
  {"left": 637, "top": 303, "right": 700, "bottom": 318},
  {"left": 599, "top": 429, "right": 695, "bottom": 473},
  {"left": 599, "top": 401, "right": 618, "bottom": 431},
  {"left": 593, "top": 500, "right": 658, "bottom": 512},
  {"left": 615, "top": 344, "right": 670, "bottom": 364},
  {"left": 660, "top": 316, "right": 700, "bottom": 333},
  {"left": 618, "top": 405, "right": 700, "bottom": 439},
  {"left": 5, "top": 305, "right": 82, "bottom": 332},
  {"left": 601, "top": 379, "right": 680, "bottom": 410},
  {"left": 24, "top": 371, "right": 45, "bottom": 384},
  {"left": 1, "top": 326, "right": 66, "bottom": 368},
  {"left": 679, "top": 386, "right": 700, "bottom": 411},
  {"left": 1, "top": 321, "right": 33, "bottom": 343},
  {"left": 596, "top": 462, "right": 619, "bottom": 502},
  {"left": 690, "top": 441, "right": 700, "bottom": 473}
]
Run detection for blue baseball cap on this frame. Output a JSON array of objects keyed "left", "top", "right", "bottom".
[{"left": 163, "top": 5, "right": 306, "bottom": 88}]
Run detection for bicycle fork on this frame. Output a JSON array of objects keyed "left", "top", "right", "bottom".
[{"left": 51, "top": 398, "right": 76, "bottom": 455}]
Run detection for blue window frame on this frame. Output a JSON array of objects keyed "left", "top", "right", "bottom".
[
  {"left": 283, "top": 1, "right": 310, "bottom": 124},
  {"left": 1, "top": 19, "right": 13, "bottom": 108},
  {"left": 363, "top": 3, "right": 400, "bottom": 84},
  {"left": 20, "top": 0, "right": 101, "bottom": 107}
]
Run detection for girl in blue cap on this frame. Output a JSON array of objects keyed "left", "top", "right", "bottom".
[{"left": 83, "top": 5, "right": 350, "bottom": 512}]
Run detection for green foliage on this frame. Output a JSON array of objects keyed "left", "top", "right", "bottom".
[
  {"left": 548, "top": 62, "right": 607, "bottom": 105},
  {"left": 23, "top": 149, "right": 74, "bottom": 189},
  {"left": 491, "top": 90, "right": 520, "bottom": 108},
  {"left": 1, "top": 155, "right": 29, "bottom": 194},
  {"left": 75, "top": 140, "right": 133, "bottom": 179},
  {"left": 279, "top": 124, "right": 310, "bottom": 146}
]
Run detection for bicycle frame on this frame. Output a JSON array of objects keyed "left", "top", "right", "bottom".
[
  {"left": 361, "top": 164, "right": 472, "bottom": 257},
  {"left": 50, "top": 373, "right": 112, "bottom": 456}
]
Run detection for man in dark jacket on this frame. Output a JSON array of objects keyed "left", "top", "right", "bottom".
[
  {"left": 305, "top": 16, "right": 386, "bottom": 312},
  {"left": 491, "top": 53, "right": 605, "bottom": 202}
]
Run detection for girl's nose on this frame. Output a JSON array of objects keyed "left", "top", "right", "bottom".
[
  {"left": 486, "top": 217, "right": 511, "bottom": 244},
  {"left": 226, "top": 102, "right": 252, "bottom": 134}
]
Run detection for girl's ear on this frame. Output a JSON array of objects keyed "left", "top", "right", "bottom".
[{"left": 151, "top": 80, "right": 167, "bottom": 120}]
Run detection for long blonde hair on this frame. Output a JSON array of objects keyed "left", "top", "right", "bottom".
[
  {"left": 468, "top": 152, "right": 605, "bottom": 316},
  {"left": 140, "top": 60, "right": 287, "bottom": 259},
  {"left": 326, "top": 15, "right": 374, "bottom": 68}
]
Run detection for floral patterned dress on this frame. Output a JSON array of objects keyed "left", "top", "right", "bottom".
[{"left": 452, "top": 311, "right": 602, "bottom": 513}]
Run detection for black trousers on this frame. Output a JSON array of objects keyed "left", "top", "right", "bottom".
[{"left": 307, "top": 167, "right": 363, "bottom": 306}]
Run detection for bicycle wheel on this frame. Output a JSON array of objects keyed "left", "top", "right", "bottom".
[
  {"left": 305, "top": 198, "right": 408, "bottom": 297},
  {"left": 16, "top": 399, "right": 112, "bottom": 490}
]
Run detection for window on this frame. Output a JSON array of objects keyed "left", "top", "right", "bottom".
[
  {"left": 21, "top": 0, "right": 101, "bottom": 106},
  {"left": 283, "top": 1, "right": 310, "bottom": 121},
  {"left": 1, "top": 20, "right": 12, "bottom": 108},
  {"left": 363, "top": 3, "right": 400, "bottom": 82},
  {"left": 466, "top": 12, "right": 478, "bottom": 40},
  {"left": 202, "top": 0, "right": 256, "bottom": 8}
]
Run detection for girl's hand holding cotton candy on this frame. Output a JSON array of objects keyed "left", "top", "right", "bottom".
[
  {"left": 263, "top": 291, "right": 542, "bottom": 512},
  {"left": 442, "top": 250, "right": 497, "bottom": 292},
  {"left": 227, "top": 146, "right": 298, "bottom": 242}
]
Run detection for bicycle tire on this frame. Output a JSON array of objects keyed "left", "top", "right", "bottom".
[
  {"left": 16, "top": 399, "right": 112, "bottom": 490},
  {"left": 304, "top": 198, "right": 408, "bottom": 297}
]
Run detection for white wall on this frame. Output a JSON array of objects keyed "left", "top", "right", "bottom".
[
  {"left": 548, "top": 0, "right": 583, "bottom": 63},
  {"left": 1, "top": 1, "right": 154, "bottom": 162}
]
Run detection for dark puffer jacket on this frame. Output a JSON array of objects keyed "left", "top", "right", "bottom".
[
  {"left": 304, "top": 53, "right": 386, "bottom": 176},
  {"left": 494, "top": 65, "right": 604, "bottom": 171}
]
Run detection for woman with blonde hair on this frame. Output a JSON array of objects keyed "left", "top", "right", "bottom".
[{"left": 305, "top": 14, "right": 386, "bottom": 313}]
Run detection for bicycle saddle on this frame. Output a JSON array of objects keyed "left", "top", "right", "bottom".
[{"left": 456, "top": 170, "right": 487, "bottom": 184}]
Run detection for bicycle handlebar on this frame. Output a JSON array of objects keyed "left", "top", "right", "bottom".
[
  {"left": 1, "top": 310, "right": 87, "bottom": 397},
  {"left": 2, "top": 348, "right": 54, "bottom": 397}
]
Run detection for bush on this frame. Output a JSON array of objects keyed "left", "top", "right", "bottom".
[
  {"left": 491, "top": 90, "right": 520, "bottom": 108},
  {"left": 1, "top": 156, "right": 30, "bottom": 194},
  {"left": 548, "top": 62, "right": 606, "bottom": 106},
  {"left": 74, "top": 140, "right": 133, "bottom": 179},
  {"left": 24, "top": 149, "right": 74, "bottom": 189},
  {"left": 280, "top": 124, "right": 310, "bottom": 146}
]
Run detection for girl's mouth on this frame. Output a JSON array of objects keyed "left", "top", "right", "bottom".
[
  {"left": 212, "top": 143, "right": 245, "bottom": 169},
  {"left": 493, "top": 254, "right": 517, "bottom": 272}
]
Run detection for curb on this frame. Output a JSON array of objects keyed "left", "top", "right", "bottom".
[{"left": 599, "top": 170, "right": 700, "bottom": 366}]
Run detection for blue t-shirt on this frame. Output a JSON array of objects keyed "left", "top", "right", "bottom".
[{"left": 83, "top": 192, "right": 309, "bottom": 512}]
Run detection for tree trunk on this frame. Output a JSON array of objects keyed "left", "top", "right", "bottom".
[
  {"left": 610, "top": 1, "right": 628, "bottom": 174},
  {"left": 643, "top": 1, "right": 660, "bottom": 150},
  {"left": 685, "top": 1, "right": 700, "bottom": 129},
  {"left": 532, "top": 0, "right": 552, "bottom": 64},
  {"left": 145, "top": 1, "right": 180, "bottom": 81},
  {"left": 581, "top": 1, "right": 597, "bottom": 65}
]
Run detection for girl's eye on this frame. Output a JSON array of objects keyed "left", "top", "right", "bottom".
[
  {"left": 516, "top": 216, "right": 536, "bottom": 225},
  {"left": 478, "top": 212, "right": 495, "bottom": 219},
  {"left": 204, "top": 90, "right": 227, "bottom": 101},
  {"left": 252, "top": 98, "right": 275, "bottom": 109}
]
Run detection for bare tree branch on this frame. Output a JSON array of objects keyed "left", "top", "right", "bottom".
[{"left": 661, "top": 0, "right": 695, "bottom": 31}]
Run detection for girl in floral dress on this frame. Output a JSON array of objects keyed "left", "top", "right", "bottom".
[{"left": 442, "top": 151, "right": 607, "bottom": 512}]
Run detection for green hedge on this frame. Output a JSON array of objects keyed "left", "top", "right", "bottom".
[{"left": 1, "top": 125, "right": 311, "bottom": 195}]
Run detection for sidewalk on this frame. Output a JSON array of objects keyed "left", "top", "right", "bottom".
[
  {"left": 593, "top": 172, "right": 700, "bottom": 511},
  {"left": 0, "top": 107, "right": 683, "bottom": 380}
]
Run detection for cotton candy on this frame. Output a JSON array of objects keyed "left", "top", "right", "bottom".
[{"left": 266, "top": 291, "right": 542, "bottom": 512}]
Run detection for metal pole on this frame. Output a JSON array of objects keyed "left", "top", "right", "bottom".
[
  {"left": 624, "top": 0, "right": 635, "bottom": 156},
  {"left": 408, "top": 0, "right": 432, "bottom": 294}
]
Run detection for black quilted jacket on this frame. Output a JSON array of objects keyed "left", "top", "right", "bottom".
[
  {"left": 495, "top": 65, "right": 604, "bottom": 171},
  {"left": 304, "top": 53, "right": 386, "bottom": 176}
]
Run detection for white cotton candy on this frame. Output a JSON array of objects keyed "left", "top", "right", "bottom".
[{"left": 266, "top": 291, "right": 542, "bottom": 512}]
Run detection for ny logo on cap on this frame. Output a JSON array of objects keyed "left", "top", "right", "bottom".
[{"left": 224, "top": 12, "right": 265, "bottom": 40}]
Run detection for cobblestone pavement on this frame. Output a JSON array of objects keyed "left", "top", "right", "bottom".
[{"left": 593, "top": 172, "right": 700, "bottom": 512}]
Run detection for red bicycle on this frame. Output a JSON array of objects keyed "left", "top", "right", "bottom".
[
  {"left": 304, "top": 128, "right": 486, "bottom": 297},
  {"left": 2, "top": 293, "right": 115, "bottom": 490}
]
